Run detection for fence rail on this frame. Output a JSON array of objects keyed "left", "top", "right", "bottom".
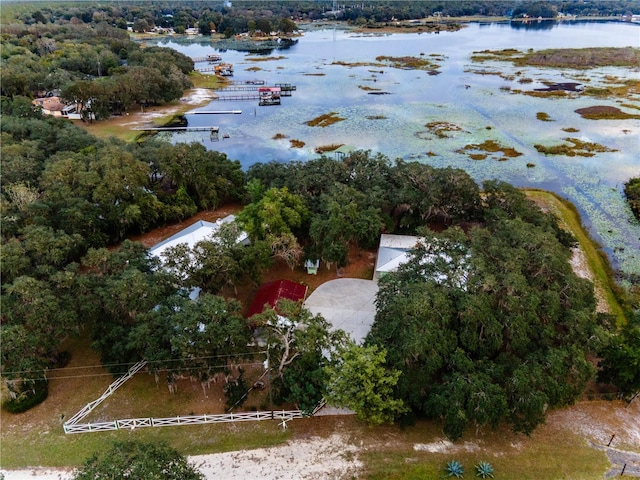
[
  {"left": 63, "top": 357, "right": 312, "bottom": 435},
  {"left": 64, "top": 360, "right": 147, "bottom": 427},
  {"left": 64, "top": 410, "right": 305, "bottom": 434}
]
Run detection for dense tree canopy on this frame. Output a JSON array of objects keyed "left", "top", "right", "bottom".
[
  {"left": 367, "top": 183, "right": 605, "bottom": 439},
  {"left": 73, "top": 441, "right": 204, "bottom": 480}
]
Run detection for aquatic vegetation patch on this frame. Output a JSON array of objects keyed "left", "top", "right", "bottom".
[
  {"left": 272, "top": 133, "right": 288, "bottom": 140},
  {"left": 473, "top": 47, "right": 640, "bottom": 69},
  {"left": 470, "top": 48, "right": 522, "bottom": 62},
  {"left": 359, "top": 85, "right": 381, "bottom": 91},
  {"left": 425, "top": 121, "right": 465, "bottom": 138},
  {"left": 583, "top": 79, "right": 640, "bottom": 98},
  {"left": 246, "top": 66, "right": 261, "bottom": 71},
  {"left": 456, "top": 139, "right": 522, "bottom": 160},
  {"left": 305, "top": 112, "right": 346, "bottom": 127},
  {"left": 515, "top": 47, "right": 640, "bottom": 69},
  {"left": 332, "top": 60, "right": 385, "bottom": 68},
  {"left": 315, "top": 143, "right": 343, "bottom": 154},
  {"left": 467, "top": 69, "right": 503, "bottom": 76},
  {"left": 246, "top": 55, "right": 286, "bottom": 62},
  {"left": 619, "top": 102, "right": 640, "bottom": 111},
  {"left": 562, "top": 127, "right": 580, "bottom": 132},
  {"left": 303, "top": 73, "right": 326, "bottom": 76},
  {"left": 536, "top": 112, "right": 554, "bottom": 121},
  {"left": 375, "top": 55, "right": 440, "bottom": 71},
  {"left": 534, "top": 137, "right": 618, "bottom": 157},
  {"left": 523, "top": 90, "right": 572, "bottom": 98},
  {"left": 290, "top": 139, "right": 305, "bottom": 148},
  {"left": 575, "top": 105, "right": 640, "bottom": 120},
  {"left": 366, "top": 115, "right": 387, "bottom": 120}
]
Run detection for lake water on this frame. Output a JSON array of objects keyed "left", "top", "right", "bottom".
[{"left": 142, "top": 21, "right": 640, "bottom": 279}]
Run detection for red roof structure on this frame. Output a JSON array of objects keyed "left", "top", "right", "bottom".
[{"left": 247, "top": 279, "right": 308, "bottom": 317}]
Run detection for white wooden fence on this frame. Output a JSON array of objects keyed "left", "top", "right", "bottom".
[
  {"left": 63, "top": 360, "right": 147, "bottom": 429},
  {"left": 63, "top": 360, "right": 308, "bottom": 434},
  {"left": 64, "top": 410, "right": 306, "bottom": 434}
]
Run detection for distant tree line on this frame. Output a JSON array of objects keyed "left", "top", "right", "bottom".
[
  {"left": 9, "top": 1, "right": 640, "bottom": 35},
  {"left": 0, "top": 22, "right": 193, "bottom": 119}
]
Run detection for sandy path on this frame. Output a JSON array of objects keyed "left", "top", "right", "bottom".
[{"left": 0, "top": 434, "right": 361, "bottom": 480}]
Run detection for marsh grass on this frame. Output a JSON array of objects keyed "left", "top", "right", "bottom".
[
  {"left": 516, "top": 47, "right": 640, "bottom": 69},
  {"left": 332, "top": 60, "right": 385, "bottom": 68},
  {"left": 583, "top": 79, "right": 640, "bottom": 98},
  {"left": 425, "top": 121, "right": 464, "bottom": 138},
  {"left": 457, "top": 139, "right": 522, "bottom": 160},
  {"left": 575, "top": 105, "right": 640, "bottom": 120},
  {"left": 305, "top": 112, "right": 346, "bottom": 127},
  {"left": 473, "top": 47, "right": 640, "bottom": 69},
  {"left": 536, "top": 112, "right": 554, "bottom": 121},
  {"left": 523, "top": 90, "right": 571, "bottom": 98},
  {"left": 534, "top": 137, "right": 618, "bottom": 157},
  {"left": 375, "top": 55, "right": 439, "bottom": 70},
  {"left": 315, "top": 143, "right": 344, "bottom": 153},
  {"left": 290, "top": 139, "right": 305, "bottom": 148},
  {"left": 246, "top": 55, "right": 286, "bottom": 62}
]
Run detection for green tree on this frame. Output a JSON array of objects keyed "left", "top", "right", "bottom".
[
  {"left": 72, "top": 441, "right": 203, "bottom": 480},
  {"left": 236, "top": 186, "right": 309, "bottom": 241},
  {"left": 324, "top": 342, "right": 407, "bottom": 425},
  {"left": 159, "top": 143, "right": 244, "bottom": 210},
  {"left": 598, "top": 312, "right": 640, "bottom": 400},
  {"left": 130, "top": 293, "right": 251, "bottom": 395},
  {"left": 309, "top": 183, "right": 385, "bottom": 269},
  {"left": 252, "top": 299, "right": 347, "bottom": 413}
]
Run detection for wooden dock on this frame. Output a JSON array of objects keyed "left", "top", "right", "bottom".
[
  {"left": 192, "top": 54, "right": 223, "bottom": 63},
  {"left": 186, "top": 110, "right": 242, "bottom": 115},
  {"left": 215, "top": 84, "right": 296, "bottom": 96},
  {"left": 209, "top": 94, "right": 261, "bottom": 102},
  {"left": 230, "top": 80, "right": 266, "bottom": 85}
]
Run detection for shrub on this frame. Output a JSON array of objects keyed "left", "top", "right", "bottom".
[{"left": 3, "top": 379, "right": 48, "bottom": 414}]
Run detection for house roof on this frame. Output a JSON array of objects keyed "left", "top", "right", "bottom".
[
  {"left": 148, "top": 215, "right": 245, "bottom": 263},
  {"left": 374, "top": 234, "right": 420, "bottom": 280},
  {"left": 247, "top": 279, "right": 308, "bottom": 317},
  {"left": 374, "top": 234, "right": 470, "bottom": 287},
  {"left": 32, "top": 96, "right": 66, "bottom": 112}
]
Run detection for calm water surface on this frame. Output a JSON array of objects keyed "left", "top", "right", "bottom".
[{"left": 144, "top": 22, "right": 640, "bottom": 277}]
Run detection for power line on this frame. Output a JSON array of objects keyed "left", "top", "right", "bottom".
[
  {"left": 0, "top": 350, "right": 268, "bottom": 377},
  {"left": 41, "top": 361, "right": 266, "bottom": 381}
]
